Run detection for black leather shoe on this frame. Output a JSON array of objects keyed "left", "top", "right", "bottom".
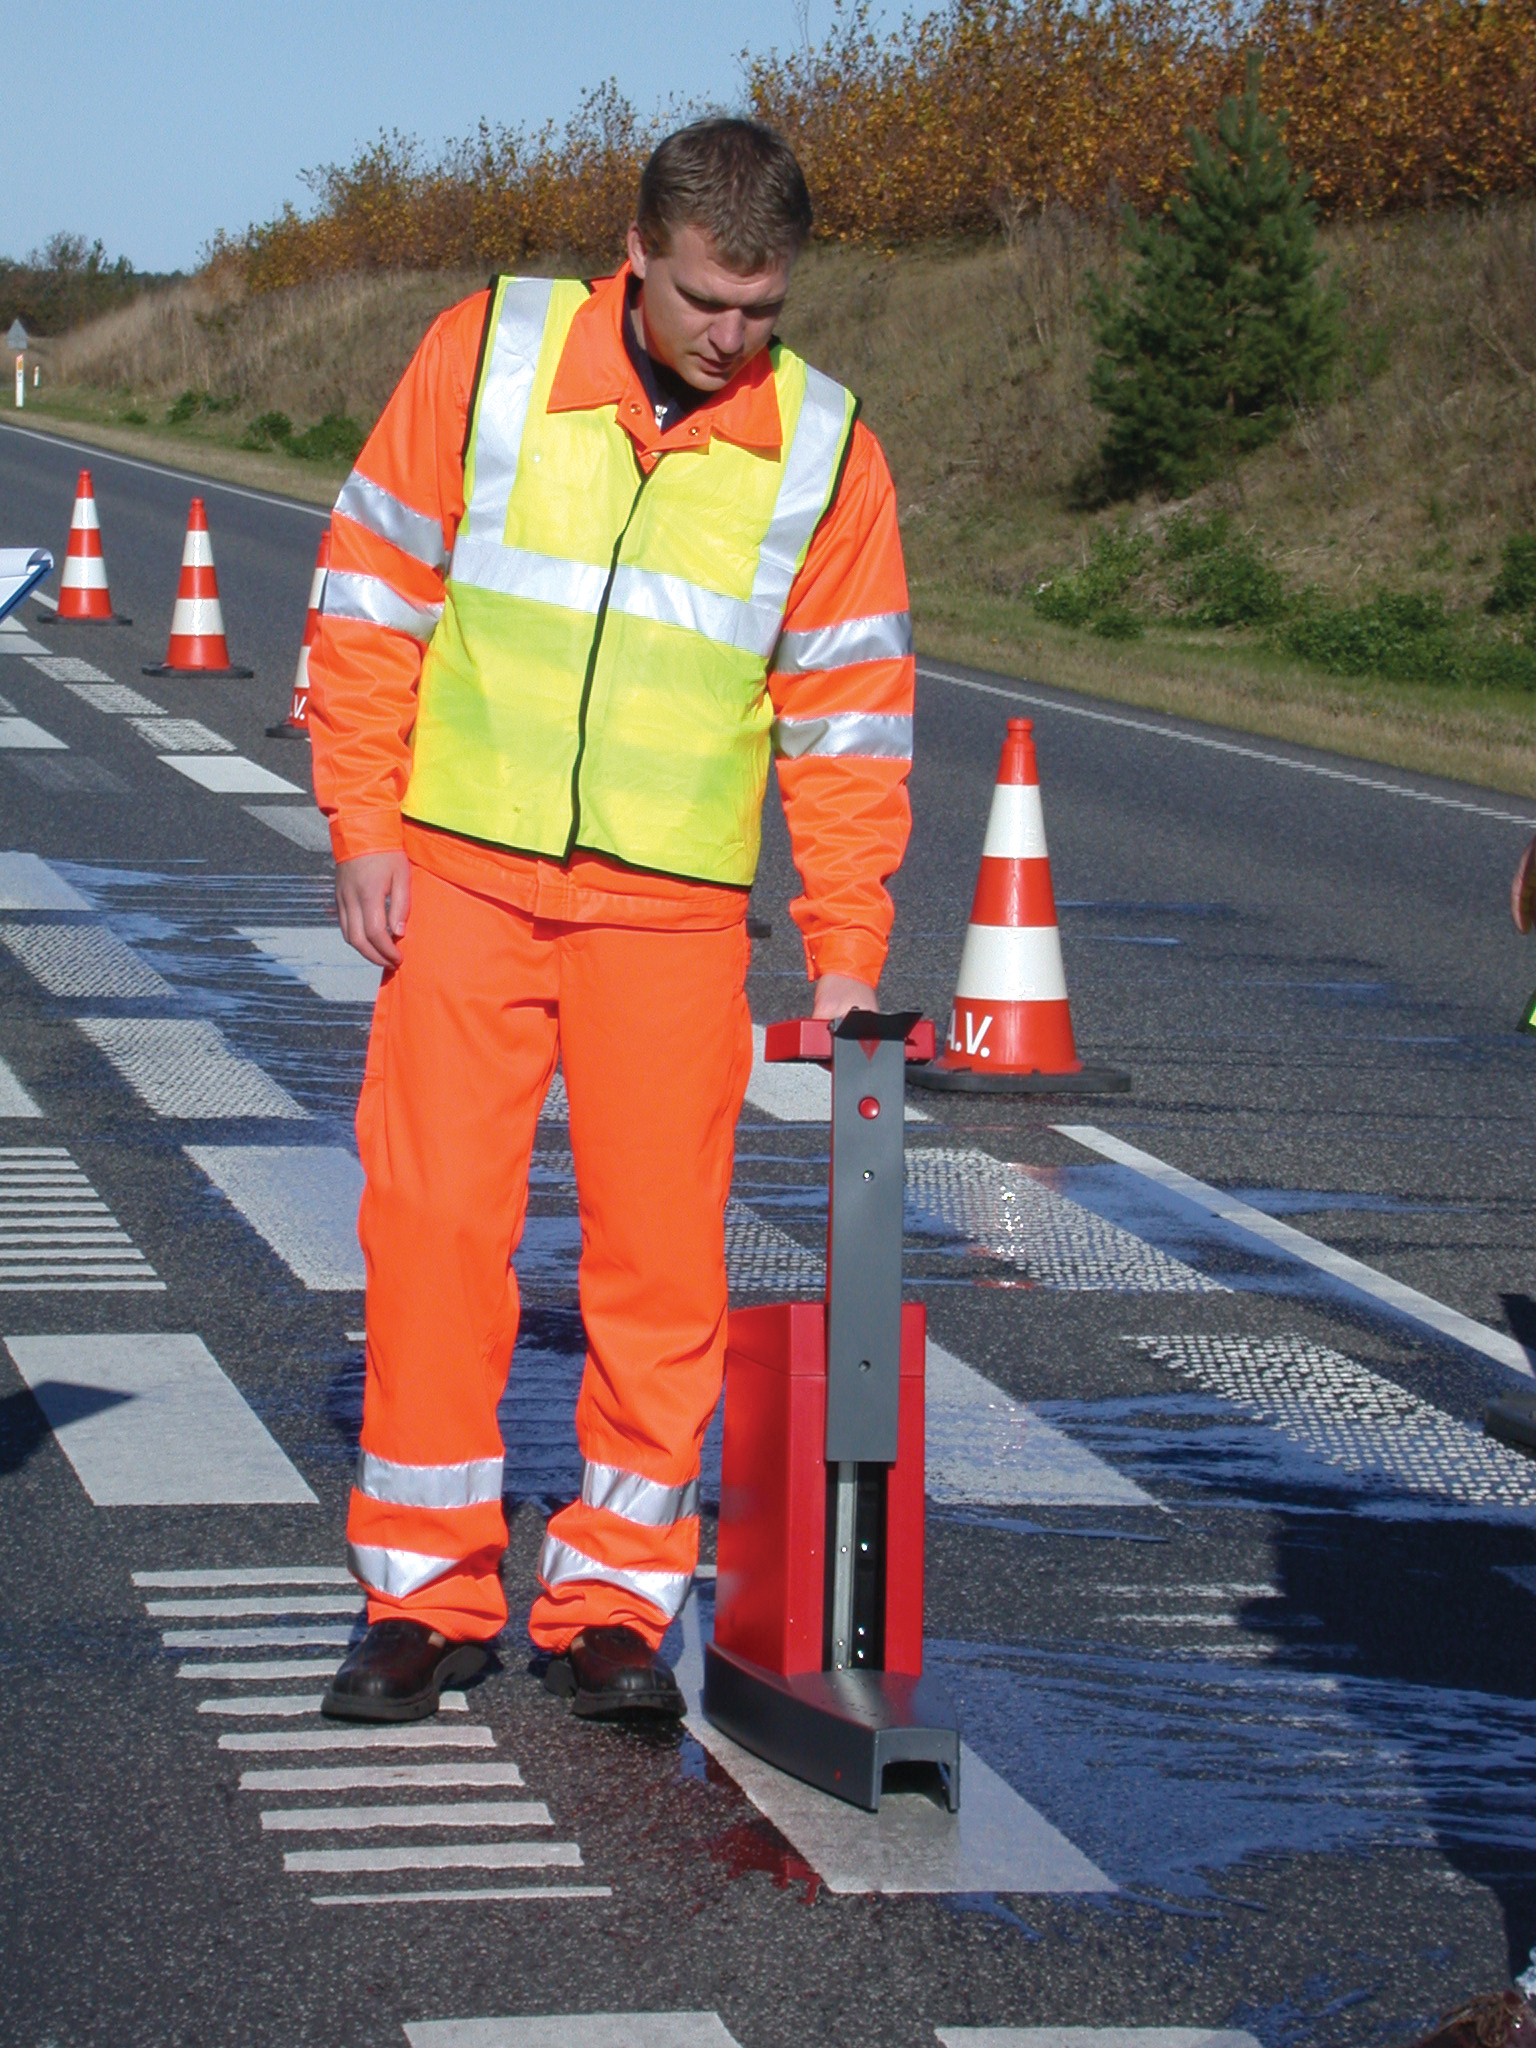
[
  {"left": 322, "top": 1619, "right": 489, "bottom": 1723},
  {"left": 542, "top": 1625, "right": 685, "bottom": 1720}
]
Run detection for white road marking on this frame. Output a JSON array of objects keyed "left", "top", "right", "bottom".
[
  {"left": 163, "top": 1626, "right": 356, "bottom": 1648},
  {"left": 674, "top": 1596, "right": 1112, "bottom": 1896},
  {"left": 5, "top": 1331, "right": 313, "bottom": 1504},
  {"left": 185, "top": 1143, "right": 364, "bottom": 1287},
  {"left": 240, "top": 1762, "right": 527, "bottom": 1793},
  {"left": 0, "top": 922, "right": 173, "bottom": 999},
  {"left": 722, "top": 1199, "right": 824, "bottom": 1292},
  {"left": 65, "top": 682, "right": 165, "bottom": 714},
  {"left": 243, "top": 805, "right": 333, "bottom": 852},
  {"left": 79, "top": 1016, "right": 308, "bottom": 1119},
  {"left": 0, "top": 615, "right": 48, "bottom": 655},
  {"left": 0, "top": 1057, "right": 41, "bottom": 1117},
  {"left": 160, "top": 754, "right": 303, "bottom": 795},
  {"left": 404, "top": 2018, "right": 739, "bottom": 2048},
  {"left": 936, "top": 2032, "right": 1262, "bottom": 2048},
  {"left": 26, "top": 657, "right": 112, "bottom": 682},
  {"left": 177, "top": 1659, "right": 342, "bottom": 1680},
  {"left": 1497, "top": 1565, "right": 1536, "bottom": 1599},
  {"left": 0, "top": 853, "right": 91, "bottom": 911},
  {"left": 29, "top": 591, "right": 58, "bottom": 612},
  {"left": 145, "top": 1594, "right": 359, "bottom": 1616},
  {"left": 0, "top": 1147, "right": 156, "bottom": 1294},
  {"left": 219, "top": 1724, "right": 495, "bottom": 1753},
  {"left": 317, "top": 1885, "right": 611, "bottom": 1908},
  {"left": 261, "top": 1800, "right": 549, "bottom": 1832},
  {"left": 0, "top": 718, "right": 67, "bottom": 749},
  {"left": 0, "top": 419, "right": 333, "bottom": 518},
  {"left": 926, "top": 1339, "right": 1152, "bottom": 1507},
  {"left": 284, "top": 1842, "right": 582, "bottom": 1875},
  {"left": 135, "top": 1566, "right": 354, "bottom": 1588},
  {"left": 919, "top": 662, "right": 1536, "bottom": 829},
  {"left": 199, "top": 1692, "right": 467, "bottom": 1717},
  {"left": 1060, "top": 1125, "right": 1535, "bottom": 1378},
  {"left": 130, "top": 717, "right": 234, "bottom": 753},
  {"left": 746, "top": 1023, "right": 929, "bottom": 1122},
  {"left": 239, "top": 925, "right": 382, "bottom": 1003}
]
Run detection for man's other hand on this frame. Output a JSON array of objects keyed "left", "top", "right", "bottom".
[
  {"left": 1514, "top": 835, "right": 1536, "bottom": 934},
  {"left": 812, "top": 972, "right": 878, "bottom": 1021},
  {"left": 337, "top": 852, "right": 412, "bottom": 969}
]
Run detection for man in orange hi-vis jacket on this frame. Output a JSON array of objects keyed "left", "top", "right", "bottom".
[{"left": 310, "top": 118, "right": 914, "bottom": 1724}]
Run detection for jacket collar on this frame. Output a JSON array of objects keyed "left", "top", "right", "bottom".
[{"left": 544, "top": 265, "right": 783, "bottom": 458}]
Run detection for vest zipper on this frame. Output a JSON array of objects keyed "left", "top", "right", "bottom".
[{"left": 564, "top": 460, "right": 652, "bottom": 861}]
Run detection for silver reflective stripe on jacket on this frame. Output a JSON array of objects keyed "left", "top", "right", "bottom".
[
  {"left": 750, "top": 365, "right": 853, "bottom": 624},
  {"left": 580, "top": 1460, "right": 700, "bottom": 1528},
  {"left": 536, "top": 1533, "right": 692, "bottom": 1621},
  {"left": 459, "top": 276, "right": 557, "bottom": 546},
  {"left": 348, "top": 1541, "right": 460, "bottom": 1600},
  {"left": 323, "top": 569, "right": 443, "bottom": 642},
  {"left": 447, "top": 539, "right": 609, "bottom": 615},
  {"left": 772, "top": 711, "right": 915, "bottom": 760},
  {"left": 355, "top": 1450, "right": 504, "bottom": 1511},
  {"left": 770, "top": 609, "right": 913, "bottom": 677},
  {"left": 334, "top": 470, "right": 448, "bottom": 570}
]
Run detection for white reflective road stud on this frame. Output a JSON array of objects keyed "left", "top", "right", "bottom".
[
  {"left": 0, "top": 718, "right": 67, "bottom": 749},
  {"left": 925, "top": 1339, "right": 1153, "bottom": 1508},
  {"left": 674, "top": 1597, "right": 1112, "bottom": 1896},
  {"left": 0, "top": 922, "right": 173, "bottom": 1000},
  {"left": 160, "top": 755, "right": 303, "bottom": 795},
  {"left": 953, "top": 925, "right": 1068, "bottom": 1003},
  {"left": 237, "top": 926, "right": 382, "bottom": 1004},
  {"left": 406, "top": 2018, "right": 742, "bottom": 2048},
  {"left": 79, "top": 1018, "right": 308, "bottom": 1119},
  {"left": 0, "top": 1057, "right": 41, "bottom": 1117},
  {"left": 0, "top": 853, "right": 91, "bottom": 911},
  {"left": 129, "top": 718, "right": 234, "bottom": 753},
  {"left": 185, "top": 1144, "right": 364, "bottom": 1287},
  {"left": 979, "top": 782, "right": 1049, "bottom": 860},
  {"left": 1060, "top": 1124, "right": 1536, "bottom": 1378},
  {"left": 936, "top": 2033, "right": 1261, "bottom": 2048},
  {"left": 744, "top": 1024, "right": 929, "bottom": 1124},
  {"left": 3, "top": 1332, "right": 315, "bottom": 1505},
  {"left": 283, "top": 1842, "right": 581, "bottom": 1875},
  {"left": 260, "top": 1800, "right": 549, "bottom": 1831},
  {"left": 243, "top": 806, "right": 334, "bottom": 853}
]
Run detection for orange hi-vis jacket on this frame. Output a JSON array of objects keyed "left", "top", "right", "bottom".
[{"left": 308, "top": 265, "right": 915, "bottom": 987}]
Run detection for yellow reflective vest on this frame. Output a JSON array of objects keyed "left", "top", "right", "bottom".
[{"left": 404, "top": 275, "right": 858, "bottom": 887}]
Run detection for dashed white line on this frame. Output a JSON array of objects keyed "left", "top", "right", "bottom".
[{"left": 261, "top": 1801, "right": 550, "bottom": 1832}]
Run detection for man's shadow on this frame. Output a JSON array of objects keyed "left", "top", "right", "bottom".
[{"left": 0, "top": 1382, "right": 131, "bottom": 1478}]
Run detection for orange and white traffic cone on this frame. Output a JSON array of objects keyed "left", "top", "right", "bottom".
[
  {"left": 54, "top": 471, "right": 125, "bottom": 623},
  {"left": 911, "top": 717, "right": 1130, "bottom": 1096},
  {"left": 267, "top": 529, "right": 328, "bottom": 737},
  {"left": 143, "top": 497, "right": 253, "bottom": 679}
]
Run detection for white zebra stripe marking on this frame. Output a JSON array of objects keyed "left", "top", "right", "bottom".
[{"left": 78, "top": 1017, "right": 307, "bottom": 1119}]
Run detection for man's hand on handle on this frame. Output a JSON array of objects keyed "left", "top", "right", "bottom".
[
  {"left": 1513, "top": 836, "right": 1536, "bottom": 935},
  {"left": 337, "top": 852, "right": 412, "bottom": 970},
  {"left": 812, "top": 972, "right": 879, "bottom": 1021}
]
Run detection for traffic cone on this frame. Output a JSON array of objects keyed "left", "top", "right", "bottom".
[
  {"left": 53, "top": 471, "right": 127, "bottom": 624},
  {"left": 911, "top": 717, "right": 1130, "bottom": 1096},
  {"left": 267, "top": 529, "right": 328, "bottom": 737},
  {"left": 143, "top": 497, "right": 253, "bottom": 679}
]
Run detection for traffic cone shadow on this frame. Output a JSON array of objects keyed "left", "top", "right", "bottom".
[{"left": 143, "top": 497, "right": 253, "bottom": 679}]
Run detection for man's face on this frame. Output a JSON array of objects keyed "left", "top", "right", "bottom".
[{"left": 627, "top": 220, "right": 794, "bottom": 392}]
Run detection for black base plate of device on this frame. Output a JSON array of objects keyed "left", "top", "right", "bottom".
[
  {"left": 703, "top": 1641, "right": 960, "bottom": 1813},
  {"left": 1485, "top": 1390, "right": 1536, "bottom": 1457},
  {"left": 910, "top": 1059, "right": 1131, "bottom": 1096}
]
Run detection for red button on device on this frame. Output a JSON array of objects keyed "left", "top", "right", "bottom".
[{"left": 858, "top": 1096, "right": 881, "bottom": 1119}]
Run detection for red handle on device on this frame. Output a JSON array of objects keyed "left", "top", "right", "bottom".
[{"left": 763, "top": 1017, "right": 936, "bottom": 1064}]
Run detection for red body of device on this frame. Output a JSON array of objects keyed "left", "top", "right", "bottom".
[{"left": 714, "top": 1299, "right": 928, "bottom": 1679}]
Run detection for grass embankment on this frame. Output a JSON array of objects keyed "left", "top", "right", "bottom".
[{"left": 24, "top": 205, "right": 1536, "bottom": 795}]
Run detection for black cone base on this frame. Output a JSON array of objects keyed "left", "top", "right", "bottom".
[
  {"left": 38, "top": 612, "right": 132, "bottom": 626},
  {"left": 143, "top": 663, "right": 254, "bottom": 680},
  {"left": 265, "top": 721, "right": 309, "bottom": 739},
  {"left": 910, "top": 1059, "right": 1131, "bottom": 1096}
]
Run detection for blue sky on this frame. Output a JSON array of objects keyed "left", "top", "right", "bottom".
[{"left": 2, "top": 1, "right": 824, "bottom": 273}]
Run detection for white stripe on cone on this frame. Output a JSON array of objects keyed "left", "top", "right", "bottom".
[
  {"left": 61, "top": 557, "right": 110, "bottom": 590},
  {"left": 980, "top": 784, "right": 1049, "bottom": 860},
  {"left": 70, "top": 499, "right": 101, "bottom": 533},
  {"left": 306, "top": 562, "right": 326, "bottom": 610},
  {"left": 181, "top": 530, "right": 215, "bottom": 569},
  {"left": 170, "top": 596, "right": 228, "bottom": 636},
  {"left": 953, "top": 923, "right": 1069, "bottom": 1003}
]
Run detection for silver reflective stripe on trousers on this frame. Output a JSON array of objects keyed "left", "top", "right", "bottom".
[
  {"left": 323, "top": 569, "right": 443, "bottom": 643},
  {"left": 537, "top": 1534, "right": 692, "bottom": 1621},
  {"left": 580, "top": 1460, "right": 699, "bottom": 1528},
  {"left": 355, "top": 1451, "right": 505, "bottom": 1511},
  {"left": 772, "top": 710, "right": 915, "bottom": 760},
  {"left": 770, "top": 608, "right": 913, "bottom": 677},
  {"left": 459, "top": 276, "right": 557, "bottom": 546},
  {"left": 348, "top": 1542, "right": 461, "bottom": 1600},
  {"left": 334, "top": 470, "right": 448, "bottom": 570}
]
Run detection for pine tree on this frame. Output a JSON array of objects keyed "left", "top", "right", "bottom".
[{"left": 1086, "top": 54, "right": 1344, "bottom": 498}]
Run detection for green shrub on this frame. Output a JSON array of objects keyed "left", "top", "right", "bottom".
[
  {"left": 1179, "top": 540, "right": 1287, "bottom": 625},
  {"left": 241, "top": 410, "right": 294, "bottom": 451},
  {"left": 285, "top": 411, "right": 366, "bottom": 462},
  {"left": 166, "top": 388, "right": 207, "bottom": 425},
  {"left": 120, "top": 407, "right": 148, "bottom": 426},
  {"left": 1161, "top": 509, "right": 1232, "bottom": 561},
  {"left": 1091, "top": 605, "right": 1144, "bottom": 640},
  {"left": 1033, "top": 528, "right": 1149, "bottom": 628},
  {"left": 1278, "top": 589, "right": 1536, "bottom": 689},
  {"left": 1487, "top": 533, "right": 1536, "bottom": 615}
]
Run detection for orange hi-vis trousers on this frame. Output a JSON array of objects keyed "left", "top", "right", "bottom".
[{"left": 347, "top": 863, "right": 753, "bottom": 1650}]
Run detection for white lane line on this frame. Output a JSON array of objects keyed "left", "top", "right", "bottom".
[
  {"left": 243, "top": 806, "right": 333, "bottom": 853},
  {"left": 5, "top": 1332, "right": 315, "bottom": 1505},
  {"left": 29, "top": 590, "right": 58, "bottom": 612},
  {"left": 261, "top": 1800, "right": 550, "bottom": 1832},
  {"left": 239, "top": 925, "right": 382, "bottom": 1003},
  {"left": 404, "top": 2018, "right": 739, "bottom": 2047},
  {"left": 135, "top": 1566, "right": 354, "bottom": 1588},
  {"left": 219, "top": 1725, "right": 495, "bottom": 1753},
  {"left": 927, "top": 1339, "right": 1151, "bottom": 1508},
  {"left": 130, "top": 717, "right": 234, "bottom": 753},
  {"left": 0, "top": 1057, "right": 42, "bottom": 1118},
  {"left": 1059, "top": 1124, "right": 1535, "bottom": 1379},
  {"left": 198, "top": 1691, "right": 467, "bottom": 1717},
  {"left": 919, "top": 663, "right": 1536, "bottom": 829},
  {"left": 185, "top": 1144, "right": 364, "bottom": 1287},
  {"left": 240, "top": 1762, "right": 527, "bottom": 1793},
  {"left": 177, "top": 1659, "right": 342, "bottom": 1680},
  {"left": 745, "top": 1023, "right": 929, "bottom": 1123},
  {"left": 0, "top": 419, "right": 332, "bottom": 516},
  {"left": 78, "top": 1017, "right": 308, "bottom": 1119},
  {"left": 27, "top": 657, "right": 110, "bottom": 682},
  {"left": 317, "top": 1885, "right": 611, "bottom": 1909},
  {"left": 723, "top": 1199, "right": 825, "bottom": 1294},
  {"left": 0, "top": 616, "right": 48, "bottom": 654},
  {"left": 284, "top": 1842, "right": 582, "bottom": 1875},
  {"left": 146, "top": 1594, "right": 359, "bottom": 1616},
  {"left": 0, "top": 718, "right": 66, "bottom": 750},
  {"left": 161, "top": 754, "right": 303, "bottom": 795},
  {"left": 0, "top": 922, "right": 174, "bottom": 1000},
  {"left": 674, "top": 1597, "right": 1112, "bottom": 1896},
  {"left": 66, "top": 682, "right": 165, "bottom": 714},
  {"left": 0, "top": 853, "right": 91, "bottom": 911},
  {"left": 162, "top": 1626, "right": 355, "bottom": 1649},
  {"left": 936, "top": 2033, "right": 1262, "bottom": 2048}
]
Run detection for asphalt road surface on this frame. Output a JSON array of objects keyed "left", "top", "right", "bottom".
[{"left": 3, "top": 417, "right": 1536, "bottom": 2048}]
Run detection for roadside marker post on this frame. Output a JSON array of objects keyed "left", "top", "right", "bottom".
[{"left": 8, "top": 320, "right": 27, "bottom": 410}]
